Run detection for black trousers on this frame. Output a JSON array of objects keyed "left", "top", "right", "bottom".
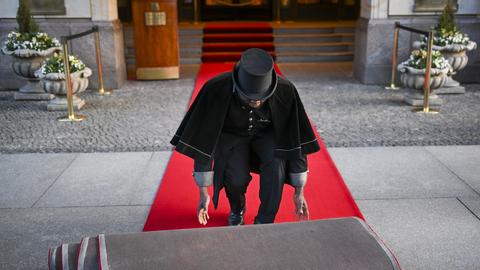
[{"left": 218, "top": 131, "right": 286, "bottom": 224}]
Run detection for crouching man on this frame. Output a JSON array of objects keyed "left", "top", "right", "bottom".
[{"left": 171, "top": 48, "right": 320, "bottom": 225}]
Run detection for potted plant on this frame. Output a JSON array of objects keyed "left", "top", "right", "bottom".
[
  {"left": 413, "top": 2, "right": 476, "bottom": 94},
  {"left": 35, "top": 53, "right": 92, "bottom": 111},
  {"left": 397, "top": 49, "right": 450, "bottom": 106},
  {"left": 1, "top": 0, "right": 61, "bottom": 100}
]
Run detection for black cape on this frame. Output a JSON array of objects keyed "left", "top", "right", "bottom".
[{"left": 171, "top": 72, "right": 320, "bottom": 164}]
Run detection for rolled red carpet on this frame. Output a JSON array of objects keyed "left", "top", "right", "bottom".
[{"left": 143, "top": 63, "right": 364, "bottom": 231}]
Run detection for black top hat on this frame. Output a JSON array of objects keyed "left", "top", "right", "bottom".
[{"left": 232, "top": 48, "right": 278, "bottom": 101}]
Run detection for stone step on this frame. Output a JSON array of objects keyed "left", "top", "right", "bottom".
[
  {"left": 274, "top": 26, "right": 355, "bottom": 35},
  {"left": 276, "top": 51, "right": 354, "bottom": 62},
  {"left": 179, "top": 28, "right": 203, "bottom": 35},
  {"left": 179, "top": 36, "right": 203, "bottom": 45},
  {"left": 181, "top": 46, "right": 202, "bottom": 55},
  {"left": 180, "top": 58, "right": 202, "bottom": 64},
  {"left": 180, "top": 50, "right": 354, "bottom": 63},
  {"left": 276, "top": 42, "right": 353, "bottom": 52},
  {"left": 275, "top": 33, "right": 354, "bottom": 43}
]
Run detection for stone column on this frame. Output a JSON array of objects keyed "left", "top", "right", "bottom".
[
  {"left": 86, "top": 0, "right": 127, "bottom": 89},
  {"left": 353, "top": 0, "right": 413, "bottom": 84}
]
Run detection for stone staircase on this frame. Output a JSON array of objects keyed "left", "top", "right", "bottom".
[
  {"left": 273, "top": 26, "right": 354, "bottom": 63},
  {"left": 124, "top": 22, "right": 355, "bottom": 73},
  {"left": 178, "top": 23, "right": 355, "bottom": 64},
  {"left": 179, "top": 27, "right": 203, "bottom": 65}
]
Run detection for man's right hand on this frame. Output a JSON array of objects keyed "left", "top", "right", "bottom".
[{"left": 197, "top": 187, "right": 210, "bottom": 225}]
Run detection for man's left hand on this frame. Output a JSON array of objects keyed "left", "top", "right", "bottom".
[{"left": 294, "top": 187, "right": 309, "bottom": 221}]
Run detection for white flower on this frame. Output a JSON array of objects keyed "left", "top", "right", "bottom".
[{"left": 4, "top": 31, "right": 60, "bottom": 52}]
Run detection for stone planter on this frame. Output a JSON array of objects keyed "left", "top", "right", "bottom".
[
  {"left": 35, "top": 68, "right": 92, "bottom": 111},
  {"left": 397, "top": 63, "right": 449, "bottom": 106},
  {"left": 413, "top": 41, "right": 477, "bottom": 94},
  {"left": 1, "top": 46, "right": 61, "bottom": 100}
]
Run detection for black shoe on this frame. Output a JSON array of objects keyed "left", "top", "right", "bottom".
[
  {"left": 228, "top": 209, "right": 245, "bottom": 226},
  {"left": 254, "top": 216, "right": 275, "bottom": 224}
]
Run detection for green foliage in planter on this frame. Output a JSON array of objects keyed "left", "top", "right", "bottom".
[
  {"left": 3, "top": 0, "right": 61, "bottom": 53},
  {"left": 17, "top": 0, "right": 39, "bottom": 34},
  {"left": 436, "top": 1, "right": 456, "bottom": 33},
  {"left": 402, "top": 49, "right": 450, "bottom": 70},
  {"left": 40, "top": 53, "right": 86, "bottom": 75},
  {"left": 425, "top": 0, "right": 471, "bottom": 46}
]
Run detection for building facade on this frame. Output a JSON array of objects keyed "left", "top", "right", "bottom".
[{"left": 0, "top": 0, "right": 479, "bottom": 90}]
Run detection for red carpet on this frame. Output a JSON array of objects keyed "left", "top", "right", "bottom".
[
  {"left": 202, "top": 22, "right": 276, "bottom": 62},
  {"left": 203, "top": 22, "right": 273, "bottom": 33},
  {"left": 143, "top": 63, "right": 364, "bottom": 231}
]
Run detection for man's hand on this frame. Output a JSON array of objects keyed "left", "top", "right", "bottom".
[
  {"left": 197, "top": 187, "right": 210, "bottom": 225},
  {"left": 294, "top": 187, "right": 309, "bottom": 221}
]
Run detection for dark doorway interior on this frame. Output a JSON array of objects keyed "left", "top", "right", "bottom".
[
  {"left": 282, "top": 0, "right": 359, "bottom": 21},
  {"left": 178, "top": 0, "right": 360, "bottom": 22},
  {"left": 201, "top": 0, "right": 273, "bottom": 21}
]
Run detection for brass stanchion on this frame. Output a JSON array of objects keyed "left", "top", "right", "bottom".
[
  {"left": 193, "top": 0, "right": 199, "bottom": 24},
  {"left": 94, "top": 29, "right": 112, "bottom": 95},
  {"left": 58, "top": 40, "right": 86, "bottom": 122},
  {"left": 275, "top": 0, "right": 281, "bottom": 24},
  {"left": 385, "top": 27, "right": 400, "bottom": 90},
  {"left": 413, "top": 31, "right": 439, "bottom": 114}
]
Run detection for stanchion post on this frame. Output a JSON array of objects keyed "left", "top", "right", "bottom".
[
  {"left": 58, "top": 39, "right": 86, "bottom": 122},
  {"left": 386, "top": 25, "right": 400, "bottom": 90},
  {"left": 193, "top": 0, "right": 199, "bottom": 24},
  {"left": 275, "top": 0, "right": 281, "bottom": 24},
  {"left": 94, "top": 27, "right": 112, "bottom": 95},
  {"left": 413, "top": 30, "right": 439, "bottom": 114}
]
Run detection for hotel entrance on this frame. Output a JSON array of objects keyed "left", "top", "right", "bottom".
[{"left": 117, "top": 0, "right": 360, "bottom": 78}]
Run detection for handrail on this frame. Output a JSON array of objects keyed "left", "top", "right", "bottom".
[
  {"left": 394, "top": 22, "right": 429, "bottom": 36},
  {"left": 62, "top": 26, "right": 99, "bottom": 42}
]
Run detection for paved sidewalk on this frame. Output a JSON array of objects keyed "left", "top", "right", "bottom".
[{"left": 1, "top": 146, "right": 479, "bottom": 270}]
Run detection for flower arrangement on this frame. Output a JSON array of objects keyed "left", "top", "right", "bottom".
[
  {"left": 431, "top": 28, "right": 470, "bottom": 46},
  {"left": 402, "top": 49, "right": 450, "bottom": 70},
  {"left": 424, "top": 2, "right": 471, "bottom": 46},
  {"left": 35, "top": 53, "right": 91, "bottom": 111},
  {"left": 4, "top": 31, "right": 60, "bottom": 52},
  {"left": 2, "top": 0, "right": 60, "bottom": 54},
  {"left": 39, "top": 53, "right": 86, "bottom": 75},
  {"left": 397, "top": 49, "right": 450, "bottom": 92}
]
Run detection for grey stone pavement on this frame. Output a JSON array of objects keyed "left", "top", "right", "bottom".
[{"left": 1, "top": 63, "right": 480, "bottom": 269}]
